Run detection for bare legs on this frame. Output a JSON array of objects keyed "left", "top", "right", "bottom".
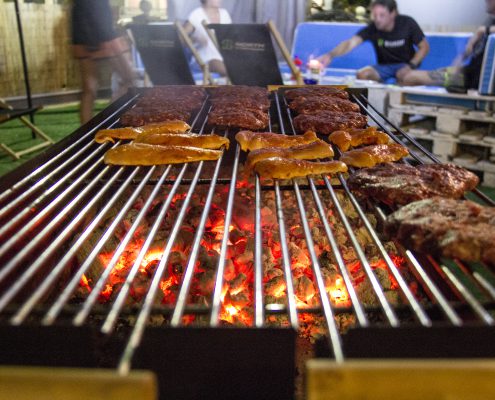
[
  {"left": 397, "top": 70, "right": 436, "bottom": 86},
  {"left": 78, "top": 52, "right": 135, "bottom": 124},
  {"left": 209, "top": 59, "right": 227, "bottom": 76},
  {"left": 78, "top": 58, "right": 98, "bottom": 124},
  {"left": 356, "top": 66, "right": 381, "bottom": 81}
]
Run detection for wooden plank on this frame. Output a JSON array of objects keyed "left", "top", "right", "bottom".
[
  {"left": 0, "top": 366, "right": 157, "bottom": 400},
  {"left": 307, "top": 359, "right": 495, "bottom": 400}
]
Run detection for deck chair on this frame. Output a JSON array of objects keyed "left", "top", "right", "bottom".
[{"left": 0, "top": 99, "right": 54, "bottom": 160}]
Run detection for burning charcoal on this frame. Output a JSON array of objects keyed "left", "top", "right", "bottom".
[
  {"left": 294, "top": 275, "right": 316, "bottom": 304},
  {"left": 264, "top": 267, "right": 283, "bottom": 282},
  {"left": 292, "top": 267, "right": 306, "bottom": 280},
  {"left": 265, "top": 275, "right": 287, "bottom": 297},
  {"left": 384, "top": 289, "right": 400, "bottom": 305},
  {"left": 262, "top": 250, "right": 277, "bottom": 270},
  {"left": 319, "top": 251, "right": 337, "bottom": 269},
  {"left": 197, "top": 270, "right": 216, "bottom": 294},
  {"left": 168, "top": 251, "right": 187, "bottom": 275},
  {"left": 340, "top": 246, "right": 357, "bottom": 263},
  {"left": 289, "top": 242, "right": 310, "bottom": 269},
  {"left": 373, "top": 267, "right": 392, "bottom": 290},
  {"left": 321, "top": 267, "right": 341, "bottom": 289},
  {"left": 225, "top": 291, "right": 250, "bottom": 309},
  {"left": 223, "top": 259, "right": 236, "bottom": 281},
  {"left": 198, "top": 248, "right": 219, "bottom": 270},
  {"left": 228, "top": 273, "right": 247, "bottom": 294},
  {"left": 234, "top": 250, "right": 254, "bottom": 269}
]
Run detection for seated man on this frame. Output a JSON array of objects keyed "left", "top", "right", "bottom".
[
  {"left": 317, "top": 0, "right": 429, "bottom": 83},
  {"left": 400, "top": 0, "right": 495, "bottom": 91}
]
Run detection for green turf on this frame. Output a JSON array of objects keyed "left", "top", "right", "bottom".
[{"left": 0, "top": 101, "right": 108, "bottom": 177}]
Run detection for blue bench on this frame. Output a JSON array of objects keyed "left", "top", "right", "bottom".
[{"left": 285, "top": 22, "right": 472, "bottom": 80}]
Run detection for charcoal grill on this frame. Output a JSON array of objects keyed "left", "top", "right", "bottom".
[{"left": 1, "top": 86, "right": 495, "bottom": 400}]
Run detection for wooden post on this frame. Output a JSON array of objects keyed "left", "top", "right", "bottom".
[
  {"left": 175, "top": 21, "right": 213, "bottom": 85},
  {"left": 267, "top": 20, "right": 304, "bottom": 85}
]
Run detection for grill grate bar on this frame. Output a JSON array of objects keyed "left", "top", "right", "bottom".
[
  {"left": 293, "top": 180, "right": 345, "bottom": 362},
  {"left": 72, "top": 165, "right": 170, "bottom": 326},
  {"left": 118, "top": 161, "right": 204, "bottom": 374},
  {"left": 11, "top": 166, "right": 141, "bottom": 325},
  {"left": 210, "top": 144, "right": 242, "bottom": 326},
  {"left": 307, "top": 178, "right": 369, "bottom": 327},
  {"left": 474, "top": 272, "right": 495, "bottom": 300},
  {"left": 170, "top": 143, "right": 226, "bottom": 327},
  {"left": 254, "top": 175, "right": 268, "bottom": 327},
  {"left": 43, "top": 165, "right": 167, "bottom": 325},
  {"left": 274, "top": 182, "right": 300, "bottom": 329},
  {"left": 275, "top": 91, "right": 344, "bottom": 360},
  {"left": 0, "top": 141, "right": 111, "bottom": 238},
  {"left": 0, "top": 150, "right": 118, "bottom": 285},
  {"left": 338, "top": 177, "right": 432, "bottom": 326},
  {"left": 428, "top": 257, "right": 494, "bottom": 325}
]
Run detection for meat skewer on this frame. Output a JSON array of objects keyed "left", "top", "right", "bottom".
[
  {"left": 95, "top": 120, "right": 191, "bottom": 143},
  {"left": 245, "top": 140, "right": 334, "bottom": 170},
  {"left": 253, "top": 157, "right": 348, "bottom": 179},
  {"left": 236, "top": 130, "right": 318, "bottom": 152},
  {"left": 104, "top": 143, "right": 222, "bottom": 166},
  {"left": 134, "top": 132, "right": 230, "bottom": 150},
  {"left": 339, "top": 143, "right": 409, "bottom": 168}
]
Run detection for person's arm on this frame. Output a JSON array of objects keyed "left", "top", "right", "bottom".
[
  {"left": 183, "top": 20, "right": 194, "bottom": 35},
  {"left": 317, "top": 35, "right": 364, "bottom": 67},
  {"left": 408, "top": 38, "right": 429, "bottom": 68}
]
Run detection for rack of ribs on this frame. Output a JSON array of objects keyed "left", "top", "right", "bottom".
[
  {"left": 293, "top": 111, "right": 367, "bottom": 135},
  {"left": 284, "top": 87, "right": 349, "bottom": 101},
  {"left": 339, "top": 143, "right": 409, "bottom": 168},
  {"left": 289, "top": 96, "right": 360, "bottom": 114},
  {"left": 347, "top": 163, "right": 480, "bottom": 206},
  {"left": 329, "top": 127, "right": 390, "bottom": 151},
  {"left": 385, "top": 197, "right": 495, "bottom": 265}
]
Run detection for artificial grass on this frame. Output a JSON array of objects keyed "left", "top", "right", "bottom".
[{"left": 0, "top": 101, "right": 108, "bottom": 177}]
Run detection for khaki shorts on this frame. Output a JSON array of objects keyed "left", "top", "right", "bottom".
[{"left": 427, "top": 67, "right": 465, "bottom": 87}]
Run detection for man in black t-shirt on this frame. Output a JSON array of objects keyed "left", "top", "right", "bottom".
[
  {"left": 317, "top": 0, "right": 429, "bottom": 83},
  {"left": 400, "top": 0, "right": 495, "bottom": 91}
]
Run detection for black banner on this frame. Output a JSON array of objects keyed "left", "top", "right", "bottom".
[
  {"left": 129, "top": 23, "right": 195, "bottom": 85},
  {"left": 209, "top": 23, "right": 283, "bottom": 86}
]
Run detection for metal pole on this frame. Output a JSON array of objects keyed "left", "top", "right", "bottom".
[{"left": 13, "top": 0, "right": 34, "bottom": 124}]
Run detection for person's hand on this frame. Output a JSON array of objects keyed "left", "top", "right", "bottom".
[{"left": 317, "top": 53, "right": 333, "bottom": 68}]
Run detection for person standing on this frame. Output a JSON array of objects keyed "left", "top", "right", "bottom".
[
  {"left": 400, "top": 0, "right": 495, "bottom": 91},
  {"left": 183, "top": 0, "right": 232, "bottom": 77},
  {"left": 317, "top": 0, "right": 429, "bottom": 83},
  {"left": 71, "top": 0, "right": 135, "bottom": 124}
]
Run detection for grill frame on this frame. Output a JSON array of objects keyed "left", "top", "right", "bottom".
[{"left": 1, "top": 86, "right": 495, "bottom": 399}]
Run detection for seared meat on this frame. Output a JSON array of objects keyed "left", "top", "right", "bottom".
[
  {"left": 289, "top": 96, "right": 360, "bottom": 114},
  {"left": 347, "top": 163, "right": 480, "bottom": 206},
  {"left": 210, "top": 96, "right": 270, "bottom": 111},
  {"left": 293, "top": 111, "right": 367, "bottom": 135},
  {"left": 253, "top": 157, "right": 348, "bottom": 179},
  {"left": 245, "top": 139, "right": 334, "bottom": 169},
  {"left": 339, "top": 143, "right": 409, "bottom": 168},
  {"left": 120, "top": 108, "right": 191, "bottom": 127},
  {"left": 284, "top": 87, "right": 349, "bottom": 101},
  {"left": 209, "top": 85, "right": 269, "bottom": 99},
  {"left": 104, "top": 143, "right": 222, "bottom": 165},
  {"left": 385, "top": 197, "right": 495, "bottom": 265},
  {"left": 235, "top": 130, "right": 318, "bottom": 152},
  {"left": 208, "top": 108, "right": 269, "bottom": 130},
  {"left": 134, "top": 132, "right": 229, "bottom": 150},
  {"left": 329, "top": 127, "right": 390, "bottom": 151},
  {"left": 95, "top": 120, "right": 191, "bottom": 143}
]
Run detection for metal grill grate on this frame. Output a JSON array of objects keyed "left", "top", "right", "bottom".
[{"left": 0, "top": 87, "right": 494, "bottom": 377}]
